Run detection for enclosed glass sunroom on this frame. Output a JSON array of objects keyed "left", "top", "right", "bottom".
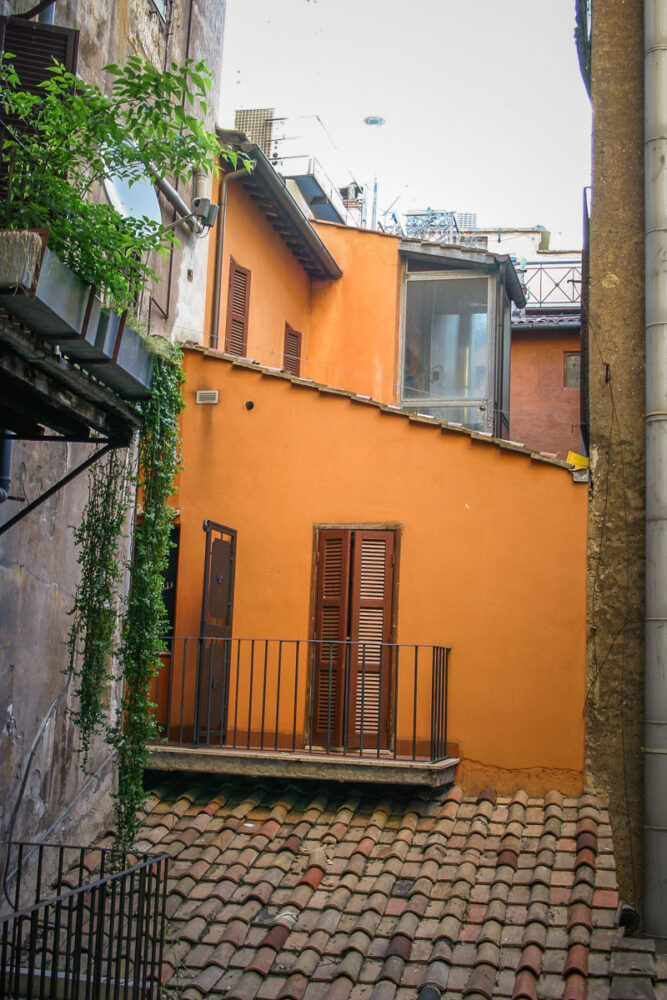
[{"left": 399, "top": 243, "right": 525, "bottom": 437}]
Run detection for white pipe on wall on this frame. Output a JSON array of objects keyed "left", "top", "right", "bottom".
[{"left": 644, "top": 0, "right": 667, "bottom": 951}]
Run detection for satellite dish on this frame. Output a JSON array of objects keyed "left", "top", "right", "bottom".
[{"left": 103, "top": 172, "right": 162, "bottom": 226}]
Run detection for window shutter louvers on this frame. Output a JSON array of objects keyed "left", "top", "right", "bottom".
[
  {"left": 224, "top": 259, "right": 251, "bottom": 356},
  {"left": 283, "top": 324, "right": 302, "bottom": 376},
  {"left": 0, "top": 17, "right": 79, "bottom": 201},
  {"left": 312, "top": 529, "right": 351, "bottom": 747},
  {"left": 348, "top": 530, "right": 394, "bottom": 746}
]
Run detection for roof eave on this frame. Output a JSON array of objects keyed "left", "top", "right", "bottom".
[{"left": 218, "top": 134, "right": 342, "bottom": 281}]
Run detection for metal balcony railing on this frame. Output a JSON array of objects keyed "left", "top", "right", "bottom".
[
  {"left": 521, "top": 260, "right": 582, "bottom": 309},
  {"left": 152, "top": 637, "right": 451, "bottom": 764},
  {"left": 0, "top": 842, "right": 168, "bottom": 999}
]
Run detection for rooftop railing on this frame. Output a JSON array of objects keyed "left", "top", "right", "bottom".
[
  {"left": 520, "top": 260, "right": 582, "bottom": 309},
  {"left": 0, "top": 842, "right": 168, "bottom": 999},
  {"left": 152, "top": 637, "right": 451, "bottom": 764}
]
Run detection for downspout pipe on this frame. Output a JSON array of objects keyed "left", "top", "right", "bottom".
[
  {"left": 644, "top": 0, "right": 667, "bottom": 951},
  {"left": 0, "top": 431, "right": 14, "bottom": 503},
  {"left": 153, "top": 174, "right": 202, "bottom": 234},
  {"left": 210, "top": 163, "right": 248, "bottom": 348}
]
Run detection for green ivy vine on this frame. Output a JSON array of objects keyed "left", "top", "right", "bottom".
[
  {"left": 111, "top": 348, "right": 184, "bottom": 852},
  {"left": 67, "top": 449, "right": 130, "bottom": 769},
  {"left": 67, "top": 347, "right": 183, "bottom": 853}
]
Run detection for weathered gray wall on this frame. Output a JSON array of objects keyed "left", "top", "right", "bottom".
[
  {"left": 587, "top": 0, "right": 645, "bottom": 916},
  {"left": 0, "top": 442, "right": 124, "bottom": 846},
  {"left": 0, "top": 0, "right": 225, "bottom": 850}
]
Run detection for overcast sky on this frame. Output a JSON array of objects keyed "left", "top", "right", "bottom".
[{"left": 218, "top": 0, "right": 591, "bottom": 250}]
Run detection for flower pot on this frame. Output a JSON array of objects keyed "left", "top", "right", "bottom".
[
  {"left": 0, "top": 230, "right": 153, "bottom": 400},
  {"left": 86, "top": 318, "right": 154, "bottom": 399}
]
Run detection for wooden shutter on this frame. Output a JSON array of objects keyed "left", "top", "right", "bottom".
[
  {"left": 312, "top": 529, "right": 351, "bottom": 747},
  {"left": 0, "top": 17, "right": 79, "bottom": 203},
  {"left": 0, "top": 17, "right": 79, "bottom": 86},
  {"left": 283, "top": 324, "right": 302, "bottom": 377},
  {"left": 224, "top": 259, "right": 251, "bottom": 356},
  {"left": 348, "top": 530, "right": 394, "bottom": 748}
]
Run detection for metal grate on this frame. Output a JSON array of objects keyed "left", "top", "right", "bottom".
[{"left": 234, "top": 108, "right": 275, "bottom": 156}]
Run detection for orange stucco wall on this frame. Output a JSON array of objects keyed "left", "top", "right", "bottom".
[
  {"left": 205, "top": 192, "right": 402, "bottom": 403},
  {"left": 206, "top": 178, "right": 312, "bottom": 368},
  {"left": 309, "top": 222, "right": 402, "bottom": 402},
  {"left": 171, "top": 348, "right": 588, "bottom": 793},
  {"left": 510, "top": 329, "right": 582, "bottom": 458}
]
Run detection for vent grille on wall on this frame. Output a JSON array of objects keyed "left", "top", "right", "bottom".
[{"left": 196, "top": 390, "right": 219, "bottom": 405}]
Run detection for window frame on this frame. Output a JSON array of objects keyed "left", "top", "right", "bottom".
[
  {"left": 564, "top": 350, "right": 581, "bottom": 388},
  {"left": 398, "top": 265, "right": 497, "bottom": 433}
]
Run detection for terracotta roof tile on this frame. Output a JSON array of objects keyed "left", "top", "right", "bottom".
[{"left": 139, "top": 777, "right": 659, "bottom": 1000}]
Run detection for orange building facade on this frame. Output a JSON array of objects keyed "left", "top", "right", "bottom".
[{"left": 159, "top": 145, "right": 589, "bottom": 793}]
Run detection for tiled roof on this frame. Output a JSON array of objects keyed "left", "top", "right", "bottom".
[{"left": 136, "top": 776, "right": 666, "bottom": 1000}]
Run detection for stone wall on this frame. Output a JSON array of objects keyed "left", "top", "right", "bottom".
[
  {"left": 0, "top": 0, "right": 225, "bottom": 849},
  {"left": 587, "top": 0, "right": 645, "bottom": 916}
]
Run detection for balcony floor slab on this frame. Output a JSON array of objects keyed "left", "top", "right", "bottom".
[{"left": 146, "top": 744, "right": 460, "bottom": 787}]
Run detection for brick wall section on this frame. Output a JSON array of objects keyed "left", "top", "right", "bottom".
[{"left": 587, "top": 0, "right": 645, "bottom": 916}]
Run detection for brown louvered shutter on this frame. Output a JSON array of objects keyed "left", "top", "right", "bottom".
[
  {"left": 0, "top": 17, "right": 79, "bottom": 202},
  {"left": 312, "top": 529, "right": 351, "bottom": 748},
  {"left": 224, "top": 259, "right": 251, "bottom": 356},
  {"left": 347, "top": 530, "right": 394, "bottom": 749},
  {"left": 0, "top": 17, "right": 79, "bottom": 86},
  {"left": 283, "top": 324, "right": 302, "bottom": 376}
]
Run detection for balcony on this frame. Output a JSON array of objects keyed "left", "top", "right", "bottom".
[
  {"left": 0, "top": 841, "right": 168, "bottom": 999},
  {"left": 149, "top": 638, "right": 459, "bottom": 787},
  {"left": 520, "top": 259, "right": 582, "bottom": 310}
]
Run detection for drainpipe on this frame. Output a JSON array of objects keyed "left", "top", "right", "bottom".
[
  {"left": 644, "top": 0, "right": 667, "bottom": 951},
  {"left": 0, "top": 431, "right": 14, "bottom": 504},
  {"left": 209, "top": 163, "right": 249, "bottom": 348},
  {"left": 153, "top": 174, "right": 202, "bottom": 234}
]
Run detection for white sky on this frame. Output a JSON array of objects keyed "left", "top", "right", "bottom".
[{"left": 218, "top": 0, "right": 591, "bottom": 250}]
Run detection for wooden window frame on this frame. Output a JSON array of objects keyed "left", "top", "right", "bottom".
[
  {"left": 564, "top": 350, "right": 581, "bottom": 388},
  {"left": 283, "top": 323, "right": 302, "bottom": 377},
  {"left": 224, "top": 258, "right": 251, "bottom": 356}
]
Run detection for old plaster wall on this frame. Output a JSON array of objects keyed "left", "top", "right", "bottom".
[
  {"left": 0, "top": 443, "right": 127, "bottom": 846},
  {"left": 587, "top": 0, "right": 645, "bottom": 915},
  {"left": 0, "top": 0, "right": 225, "bottom": 849}
]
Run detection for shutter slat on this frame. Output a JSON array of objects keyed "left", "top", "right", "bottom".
[
  {"left": 224, "top": 259, "right": 250, "bottom": 355},
  {"left": 312, "top": 529, "right": 351, "bottom": 747},
  {"left": 348, "top": 529, "right": 395, "bottom": 745},
  {"left": 283, "top": 324, "right": 302, "bottom": 377}
]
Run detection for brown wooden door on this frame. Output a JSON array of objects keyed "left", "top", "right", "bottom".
[
  {"left": 312, "top": 528, "right": 395, "bottom": 750},
  {"left": 198, "top": 520, "right": 236, "bottom": 742}
]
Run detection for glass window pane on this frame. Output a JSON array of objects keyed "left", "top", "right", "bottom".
[
  {"left": 414, "top": 404, "right": 486, "bottom": 431},
  {"left": 403, "top": 276, "right": 489, "bottom": 403}
]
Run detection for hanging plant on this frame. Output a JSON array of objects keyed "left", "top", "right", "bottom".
[
  {"left": 67, "top": 449, "right": 131, "bottom": 768},
  {"left": 110, "top": 347, "right": 184, "bottom": 852}
]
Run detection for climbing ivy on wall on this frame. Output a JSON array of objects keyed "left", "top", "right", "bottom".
[
  {"left": 67, "top": 450, "right": 131, "bottom": 768},
  {"left": 68, "top": 347, "right": 184, "bottom": 853},
  {"left": 111, "top": 349, "right": 184, "bottom": 852}
]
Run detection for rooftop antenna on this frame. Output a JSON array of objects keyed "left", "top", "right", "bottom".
[{"left": 363, "top": 115, "right": 385, "bottom": 230}]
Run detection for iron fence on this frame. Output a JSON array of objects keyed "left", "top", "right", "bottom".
[
  {"left": 153, "top": 637, "right": 451, "bottom": 763},
  {"left": 0, "top": 842, "right": 168, "bottom": 999},
  {"left": 521, "top": 260, "right": 582, "bottom": 308}
]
